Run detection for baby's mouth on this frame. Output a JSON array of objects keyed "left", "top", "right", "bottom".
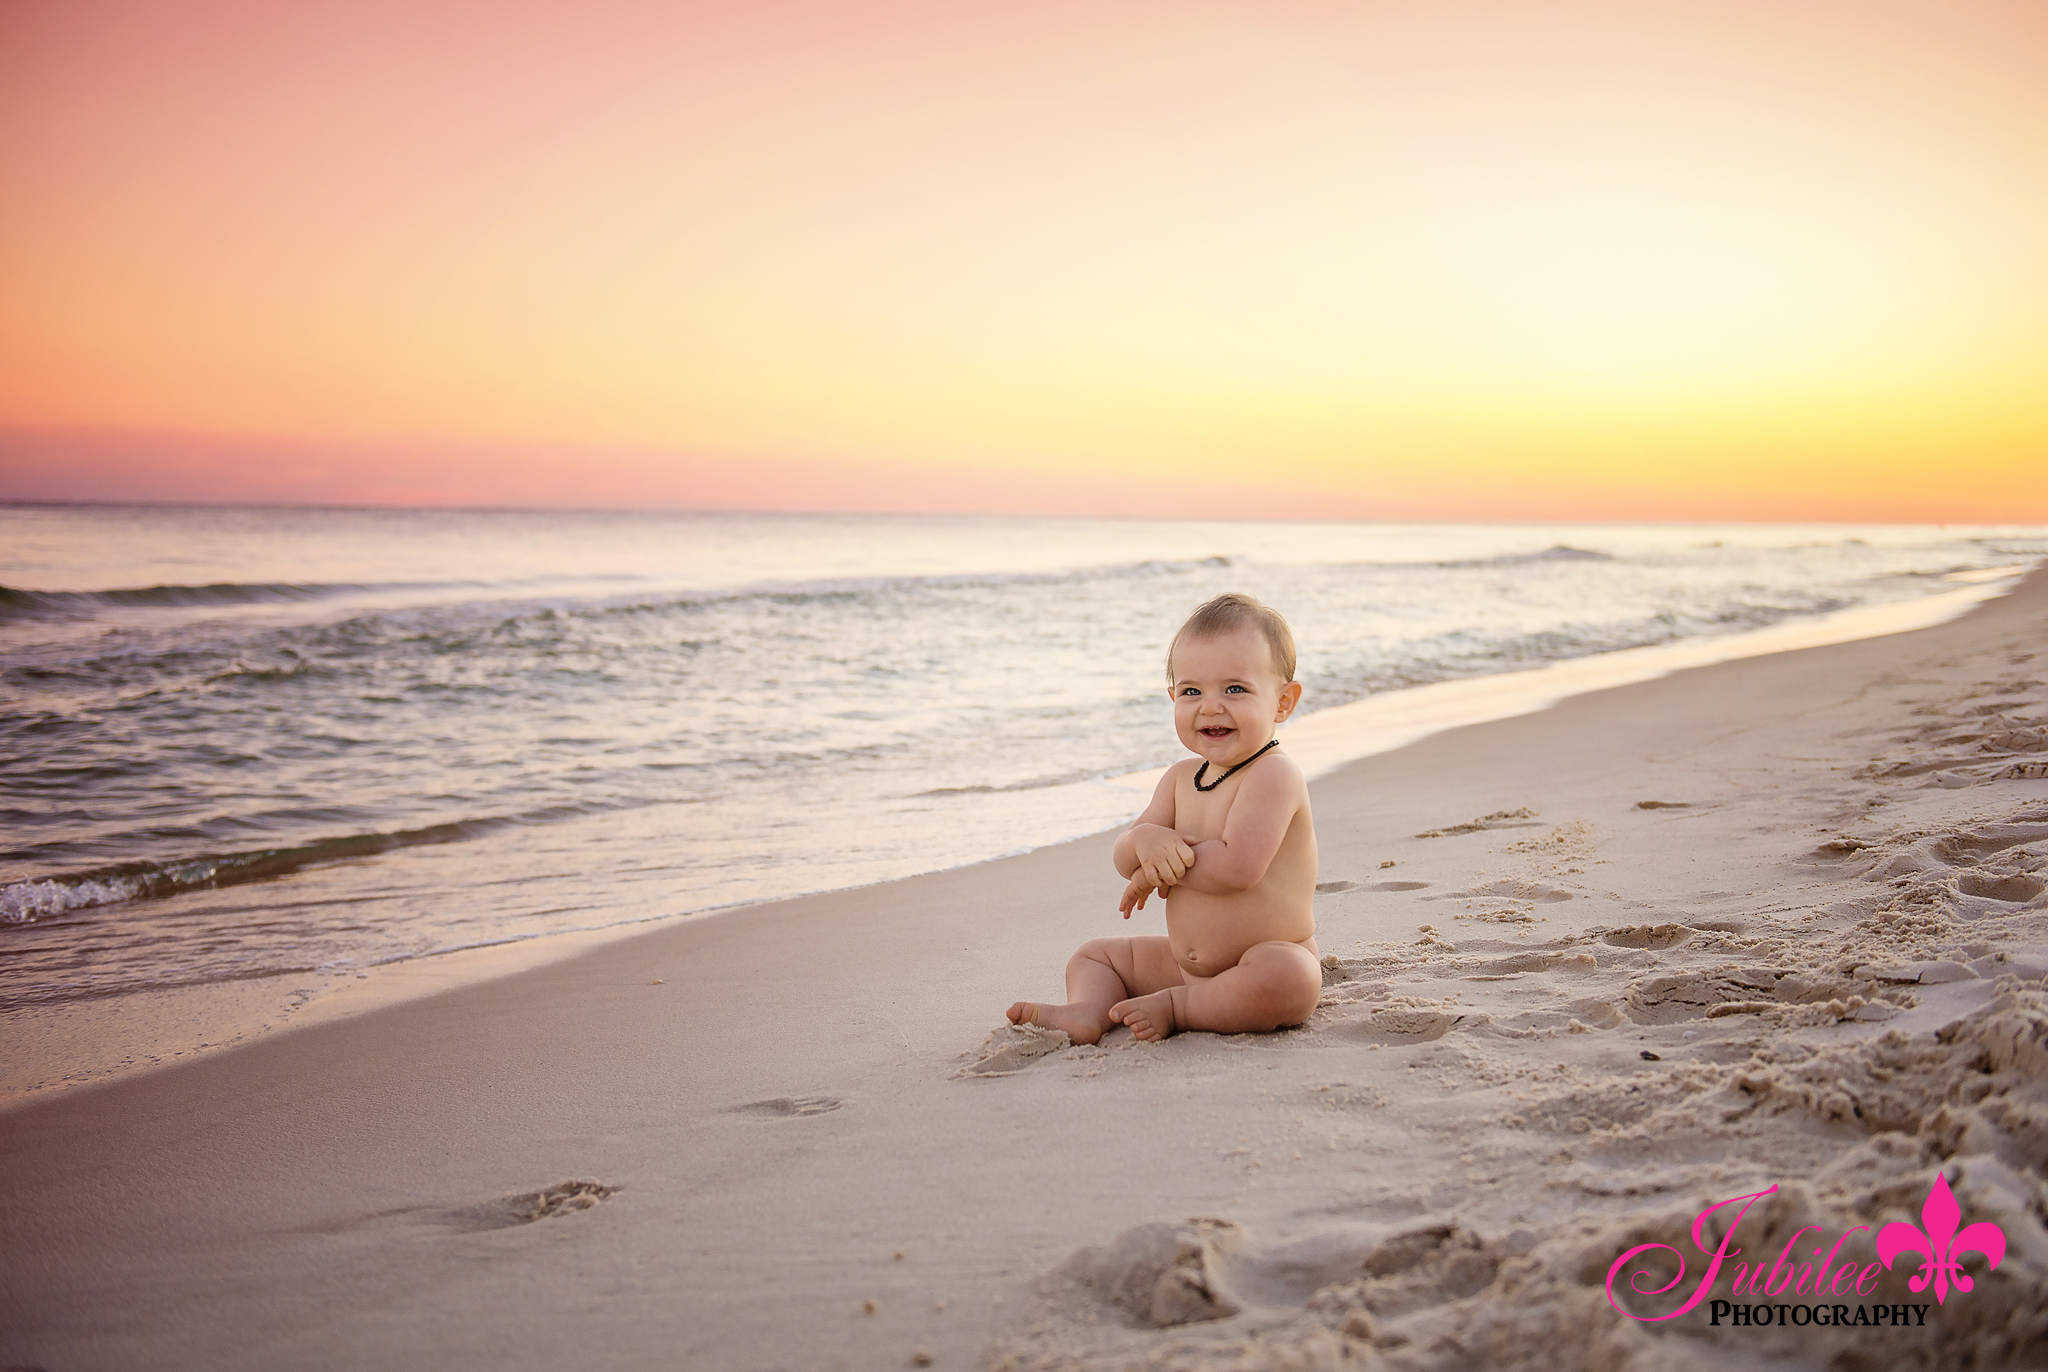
[{"left": 1199, "top": 726, "right": 1235, "bottom": 739}]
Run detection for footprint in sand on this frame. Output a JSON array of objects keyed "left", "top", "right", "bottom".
[
  {"left": 1863, "top": 691, "right": 2048, "bottom": 784},
  {"left": 1834, "top": 815, "right": 2048, "bottom": 918},
  {"left": 1477, "top": 879, "right": 1573, "bottom": 903},
  {"left": 1424, "top": 879, "right": 1570, "bottom": 904},
  {"left": 1060, "top": 1214, "right": 1501, "bottom": 1333},
  {"left": 307, "top": 1180, "right": 620, "bottom": 1236},
  {"left": 1413, "top": 808, "right": 1540, "bottom": 838},
  {"left": 1470, "top": 951, "right": 1597, "bottom": 976},
  {"left": 1315, "top": 880, "right": 1357, "bottom": 893},
  {"left": 1340, "top": 1008, "right": 1462, "bottom": 1043},
  {"left": 737, "top": 1095, "right": 845, "bottom": 1117},
  {"left": 956, "top": 1024, "right": 1071, "bottom": 1077},
  {"left": 1956, "top": 872, "right": 2046, "bottom": 903},
  {"left": 1601, "top": 923, "right": 1695, "bottom": 949},
  {"left": 445, "top": 1180, "right": 617, "bottom": 1232},
  {"left": 1371, "top": 880, "right": 1431, "bottom": 892}
]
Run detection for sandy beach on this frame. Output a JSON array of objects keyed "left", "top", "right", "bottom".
[{"left": 4, "top": 569, "right": 2044, "bottom": 1371}]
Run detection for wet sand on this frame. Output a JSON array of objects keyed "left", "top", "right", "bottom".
[{"left": 3, "top": 569, "right": 2044, "bottom": 1371}]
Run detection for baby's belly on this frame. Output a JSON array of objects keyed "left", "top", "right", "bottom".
[{"left": 1164, "top": 887, "right": 1316, "bottom": 976}]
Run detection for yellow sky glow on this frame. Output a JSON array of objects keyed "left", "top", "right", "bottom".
[{"left": 2, "top": 0, "right": 2044, "bottom": 518}]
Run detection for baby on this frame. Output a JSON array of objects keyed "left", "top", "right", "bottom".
[{"left": 1007, "top": 593, "right": 1321, "bottom": 1043}]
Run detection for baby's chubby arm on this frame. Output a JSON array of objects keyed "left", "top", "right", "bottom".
[
  {"left": 1167, "top": 754, "right": 1305, "bottom": 896},
  {"left": 1112, "top": 767, "right": 1199, "bottom": 890}
]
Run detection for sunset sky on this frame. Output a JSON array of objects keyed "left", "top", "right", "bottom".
[{"left": 2, "top": 0, "right": 2044, "bottom": 519}]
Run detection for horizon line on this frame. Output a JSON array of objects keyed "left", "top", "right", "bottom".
[{"left": 0, "top": 495, "right": 2032, "bottom": 532}]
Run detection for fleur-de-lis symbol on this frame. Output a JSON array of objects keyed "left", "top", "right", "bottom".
[{"left": 1876, "top": 1173, "right": 2007, "bottom": 1305}]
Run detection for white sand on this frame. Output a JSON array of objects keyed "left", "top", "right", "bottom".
[{"left": 2, "top": 570, "right": 2044, "bottom": 1371}]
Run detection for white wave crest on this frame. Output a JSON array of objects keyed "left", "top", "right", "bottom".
[{"left": 0, "top": 876, "right": 138, "bottom": 924}]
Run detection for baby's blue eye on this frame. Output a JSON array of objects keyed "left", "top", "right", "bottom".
[
  {"left": 1225, "top": 684, "right": 1246, "bottom": 693},
  {"left": 1179, "top": 686, "right": 1200, "bottom": 696}
]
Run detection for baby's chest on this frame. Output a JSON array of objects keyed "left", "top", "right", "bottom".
[{"left": 1172, "top": 782, "right": 1239, "bottom": 839}]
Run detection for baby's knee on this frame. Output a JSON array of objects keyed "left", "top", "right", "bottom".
[
  {"left": 1280, "top": 970, "right": 1323, "bottom": 1024},
  {"left": 1256, "top": 945, "right": 1324, "bottom": 1021},
  {"left": 1070, "top": 937, "right": 1121, "bottom": 966}
]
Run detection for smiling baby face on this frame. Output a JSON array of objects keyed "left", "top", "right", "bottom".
[{"left": 1169, "top": 623, "right": 1302, "bottom": 770}]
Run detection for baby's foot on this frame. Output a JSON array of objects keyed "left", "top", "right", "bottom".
[
  {"left": 1007, "top": 1001, "right": 1108, "bottom": 1046},
  {"left": 1110, "top": 989, "right": 1178, "bottom": 1043}
]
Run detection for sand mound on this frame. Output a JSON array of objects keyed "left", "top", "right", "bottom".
[
  {"left": 1061, "top": 1218, "right": 1248, "bottom": 1327},
  {"left": 1007, "top": 1146, "right": 2048, "bottom": 1372}
]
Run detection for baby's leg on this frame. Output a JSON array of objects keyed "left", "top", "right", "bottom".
[
  {"left": 1112, "top": 939, "right": 1321, "bottom": 1042},
  {"left": 1008, "top": 937, "right": 1183, "bottom": 1046}
]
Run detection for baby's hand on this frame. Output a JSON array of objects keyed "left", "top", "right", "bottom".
[
  {"left": 1132, "top": 825, "right": 1197, "bottom": 889},
  {"left": 1119, "top": 874, "right": 1160, "bottom": 919}
]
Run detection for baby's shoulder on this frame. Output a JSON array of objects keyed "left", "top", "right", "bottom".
[
  {"left": 1250, "top": 746, "right": 1306, "bottom": 786},
  {"left": 1145, "top": 758, "right": 1201, "bottom": 812},
  {"left": 1238, "top": 748, "right": 1309, "bottom": 807},
  {"left": 1154, "top": 757, "right": 1202, "bottom": 796}
]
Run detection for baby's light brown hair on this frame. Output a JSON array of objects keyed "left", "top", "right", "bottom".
[{"left": 1167, "top": 593, "right": 1297, "bottom": 684}]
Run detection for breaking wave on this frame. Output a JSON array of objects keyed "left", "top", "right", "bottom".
[
  {"left": 0, "top": 801, "right": 641, "bottom": 926},
  {"left": 0, "top": 579, "right": 481, "bottom": 619}
]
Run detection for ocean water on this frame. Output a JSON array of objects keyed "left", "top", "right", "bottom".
[{"left": 3, "top": 504, "right": 2043, "bottom": 1016}]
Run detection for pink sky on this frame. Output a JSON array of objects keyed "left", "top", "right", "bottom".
[{"left": 4, "top": 1, "right": 2045, "bottom": 518}]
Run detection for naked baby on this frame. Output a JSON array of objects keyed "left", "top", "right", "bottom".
[{"left": 1007, "top": 593, "right": 1321, "bottom": 1043}]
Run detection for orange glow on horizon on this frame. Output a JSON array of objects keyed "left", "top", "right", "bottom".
[{"left": 3, "top": 1, "right": 2045, "bottom": 519}]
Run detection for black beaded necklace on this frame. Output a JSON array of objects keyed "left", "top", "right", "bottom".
[{"left": 1191, "top": 738, "right": 1279, "bottom": 792}]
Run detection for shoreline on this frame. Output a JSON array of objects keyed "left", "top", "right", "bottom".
[
  {"left": 1126, "top": 567, "right": 2027, "bottom": 791},
  {"left": 4, "top": 567, "right": 2033, "bottom": 1108},
  {"left": 1, "top": 564, "right": 2043, "bottom": 1369}
]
